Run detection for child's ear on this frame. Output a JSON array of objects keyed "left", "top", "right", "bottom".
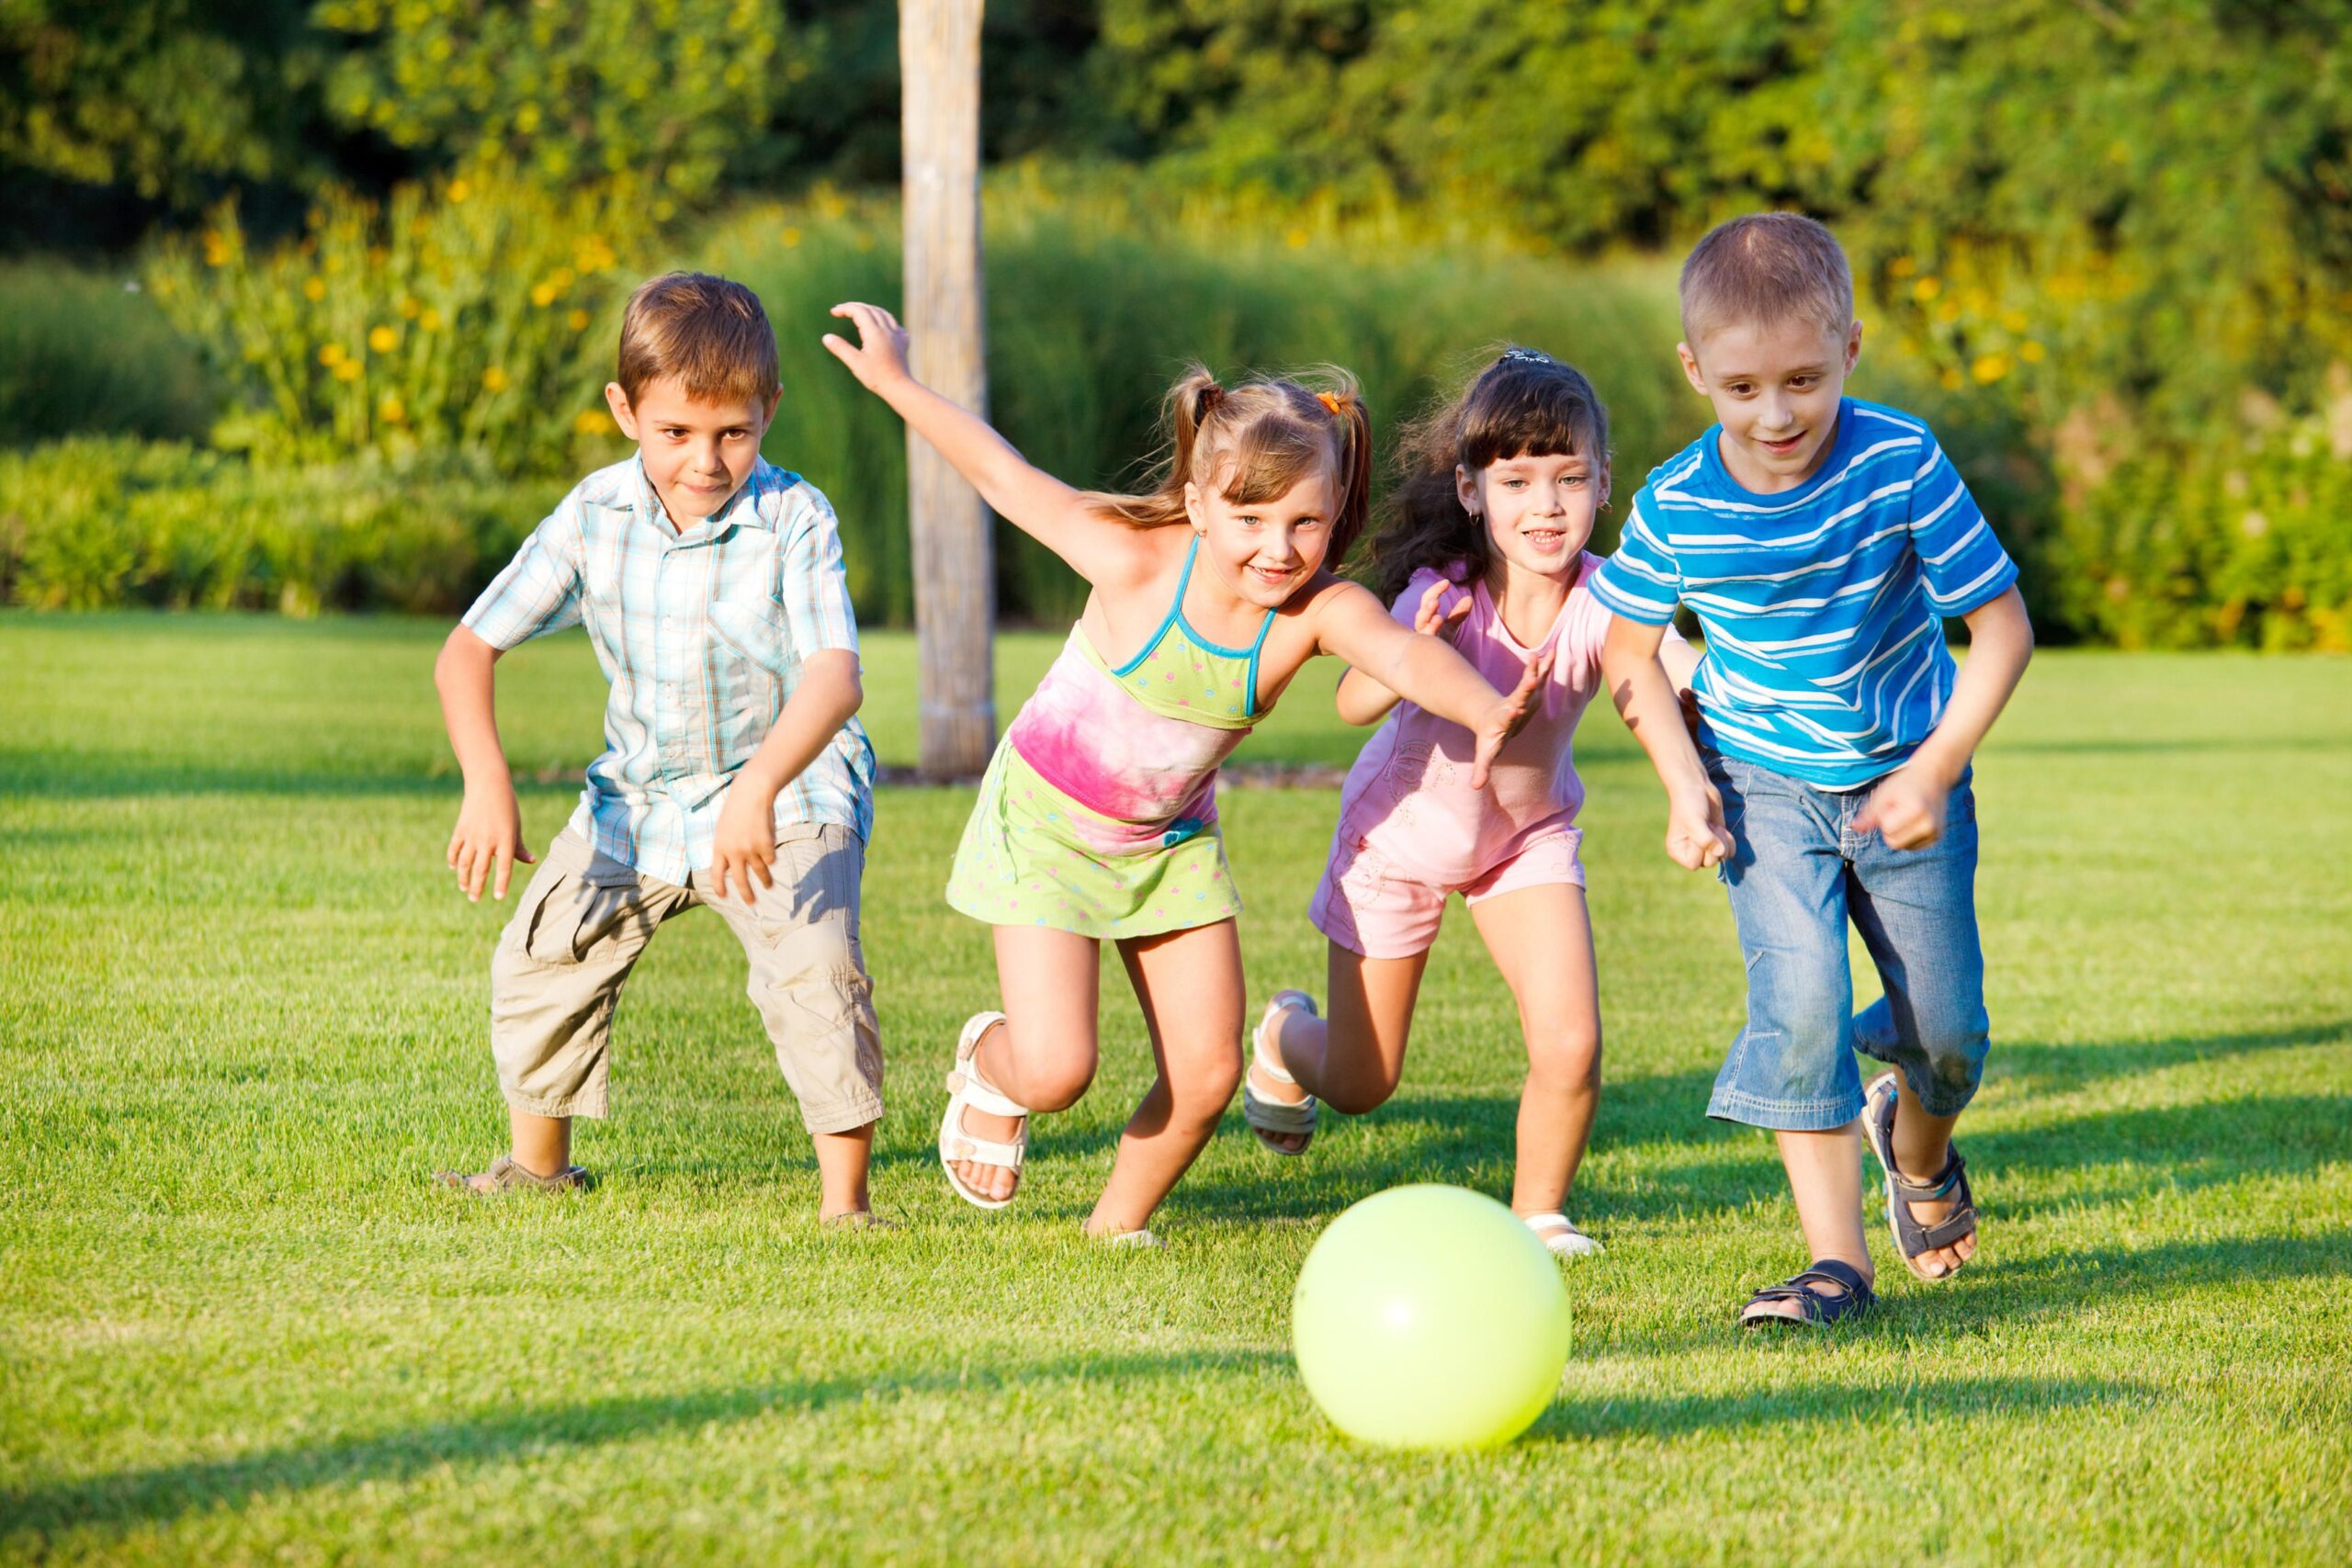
[
  {"left": 1182, "top": 479, "right": 1205, "bottom": 532},
  {"left": 605, "top": 382, "right": 639, "bottom": 440},
  {"left": 1843, "top": 319, "right": 1864, "bottom": 375},
  {"left": 1676, "top": 343, "right": 1709, "bottom": 397},
  {"left": 1454, "top": 463, "right": 1481, "bottom": 518},
  {"left": 758, "top": 389, "right": 782, "bottom": 433}
]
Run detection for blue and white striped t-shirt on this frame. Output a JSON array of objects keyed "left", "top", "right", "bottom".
[{"left": 1589, "top": 398, "right": 2018, "bottom": 789}]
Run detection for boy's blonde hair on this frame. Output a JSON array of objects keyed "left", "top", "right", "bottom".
[
  {"left": 616, "top": 271, "right": 779, "bottom": 406},
  {"left": 1679, "top": 213, "right": 1853, "bottom": 343},
  {"left": 1082, "top": 365, "right": 1374, "bottom": 564}
]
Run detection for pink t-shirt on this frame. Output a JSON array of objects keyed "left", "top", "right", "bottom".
[{"left": 1332, "top": 554, "right": 1679, "bottom": 889}]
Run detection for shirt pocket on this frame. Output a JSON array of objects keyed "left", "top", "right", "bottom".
[{"left": 706, "top": 599, "right": 794, "bottom": 750}]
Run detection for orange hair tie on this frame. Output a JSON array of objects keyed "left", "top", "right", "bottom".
[{"left": 1317, "top": 390, "right": 1347, "bottom": 416}]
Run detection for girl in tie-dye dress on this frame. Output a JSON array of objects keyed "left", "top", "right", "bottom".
[{"left": 824, "top": 302, "right": 1547, "bottom": 1245}]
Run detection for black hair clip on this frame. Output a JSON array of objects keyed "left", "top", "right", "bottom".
[{"left": 1498, "top": 348, "right": 1555, "bottom": 366}]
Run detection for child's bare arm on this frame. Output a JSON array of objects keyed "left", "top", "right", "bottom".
[
  {"left": 1313, "top": 581, "right": 1542, "bottom": 789},
  {"left": 823, "top": 302, "right": 1144, "bottom": 588},
  {"left": 1856, "top": 585, "right": 2033, "bottom": 849},
  {"left": 1600, "top": 614, "right": 1731, "bottom": 870},
  {"left": 707, "top": 650, "right": 864, "bottom": 905},
  {"left": 435, "top": 626, "right": 535, "bottom": 902},
  {"left": 1333, "top": 577, "right": 1471, "bottom": 725}
]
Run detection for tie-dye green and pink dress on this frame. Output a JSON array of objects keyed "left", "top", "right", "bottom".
[{"left": 947, "top": 536, "right": 1274, "bottom": 938}]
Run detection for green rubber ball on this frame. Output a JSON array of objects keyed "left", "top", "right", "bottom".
[{"left": 1292, "top": 1184, "right": 1572, "bottom": 1449}]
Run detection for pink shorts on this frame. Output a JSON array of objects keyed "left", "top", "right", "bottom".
[{"left": 1307, "top": 826, "right": 1586, "bottom": 960}]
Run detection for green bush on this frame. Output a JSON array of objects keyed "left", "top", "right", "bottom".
[
  {"left": 0, "top": 260, "right": 220, "bottom": 446},
  {"left": 146, "top": 167, "right": 653, "bottom": 474},
  {"left": 2044, "top": 414, "right": 2352, "bottom": 653},
  {"left": 0, "top": 437, "right": 548, "bottom": 615},
  {"left": 707, "top": 189, "right": 1702, "bottom": 624}
]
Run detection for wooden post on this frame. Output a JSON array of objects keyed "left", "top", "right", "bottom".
[{"left": 900, "top": 0, "right": 995, "bottom": 779}]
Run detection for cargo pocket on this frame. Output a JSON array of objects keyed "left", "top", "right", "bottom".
[{"left": 521, "top": 849, "right": 645, "bottom": 965}]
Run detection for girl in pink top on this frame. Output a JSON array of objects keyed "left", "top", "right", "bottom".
[{"left": 1245, "top": 350, "right": 1698, "bottom": 1257}]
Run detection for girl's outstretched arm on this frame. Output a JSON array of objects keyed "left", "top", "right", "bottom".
[
  {"left": 822, "top": 302, "right": 1138, "bottom": 586},
  {"left": 1311, "top": 580, "right": 1543, "bottom": 789},
  {"left": 1334, "top": 577, "right": 1471, "bottom": 725}
]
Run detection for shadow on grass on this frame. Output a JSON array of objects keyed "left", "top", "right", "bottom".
[
  {"left": 1530, "top": 1373, "right": 2140, "bottom": 1443},
  {"left": 0, "top": 1348, "right": 1286, "bottom": 1547}
]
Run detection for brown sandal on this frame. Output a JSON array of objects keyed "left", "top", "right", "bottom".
[{"left": 433, "top": 1155, "right": 594, "bottom": 1194}]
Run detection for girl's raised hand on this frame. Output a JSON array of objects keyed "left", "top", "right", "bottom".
[
  {"left": 821, "top": 302, "right": 912, "bottom": 394},
  {"left": 1413, "top": 577, "right": 1475, "bottom": 640},
  {"left": 1465, "top": 648, "right": 1552, "bottom": 790}
]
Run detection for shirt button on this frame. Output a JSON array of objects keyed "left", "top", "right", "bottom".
[{"left": 662, "top": 616, "right": 675, "bottom": 630}]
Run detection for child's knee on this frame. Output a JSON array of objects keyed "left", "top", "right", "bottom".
[
  {"left": 1322, "top": 1070, "right": 1401, "bottom": 1118},
  {"left": 1526, "top": 1023, "right": 1601, "bottom": 1094}
]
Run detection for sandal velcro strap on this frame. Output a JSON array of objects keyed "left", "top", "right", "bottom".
[
  {"left": 1739, "top": 1258, "right": 1875, "bottom": 1327},
  {"left": 1864, "top": 1072, "right": 1981, "bottom": 1276}
]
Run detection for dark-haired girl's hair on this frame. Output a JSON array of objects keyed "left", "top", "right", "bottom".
[
  {"left": 1359, "top": 348, "right": 1611, "bottom": 604},
  {"left": 1080, "top": 364, "right": 1374, "bottom": 565}
]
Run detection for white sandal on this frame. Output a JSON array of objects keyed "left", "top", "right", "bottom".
[
  {"left": 1242, "top": 990, "right": 1319, "bottom": 1156},
  {"left": 938, "top": 1010, "right": 1027, "bottom": 1211},
  {"left": 1522, "top": 1212, "right": 1603, "bottom": 1259}
]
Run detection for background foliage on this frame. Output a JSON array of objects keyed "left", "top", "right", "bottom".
[{"left": 2, "top": 0, "right": 2346, "bottom": 645}]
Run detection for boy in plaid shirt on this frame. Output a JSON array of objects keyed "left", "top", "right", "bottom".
[{"left": 433, "top": 272, "right": 886, "bottom": 1224}]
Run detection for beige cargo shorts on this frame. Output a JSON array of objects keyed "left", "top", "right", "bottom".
[{"left": 489, "top": 825, "right": 882, "bottom": 1133}]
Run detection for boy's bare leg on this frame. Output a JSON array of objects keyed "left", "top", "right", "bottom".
[
  {"left": 814, "top": 1121, "right": 876, "bottom": 1220},
  {"left": 510, "top": 1108, "right": 571, "bottom": 1177},
  {"left": 1250, "top": 944, "right": 1429, "bottom": 1151},
  {"left": 1083, "top": 921, "right": 1248, "bottom": 1236},
  {"left": 1884, "top": 1073, "right": 1976, "bottom": 1279},
  {"left": 1467, "top": 884, "right": 1601, "bottom": 1217},
  {"left": 1745, "top": 1122, "right": 1874, "bottom": 1322}
]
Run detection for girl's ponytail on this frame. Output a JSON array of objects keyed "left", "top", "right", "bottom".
[{"left": 1317, "top": 383, "right": 1374, "bottom": 565}]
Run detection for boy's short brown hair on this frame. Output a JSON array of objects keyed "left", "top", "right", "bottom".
[
  {"left": 616, "top": 271, "right": 780, "bottom": 406},
  {"left": 1679, "top": 213, "right": 1853, "bottom": 343}
]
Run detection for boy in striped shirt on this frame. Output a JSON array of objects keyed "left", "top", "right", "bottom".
[{"left": 1594, "top": 214, "right": 2034, "bottom": 1327}]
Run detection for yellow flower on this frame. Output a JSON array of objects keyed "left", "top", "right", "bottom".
[
  {"left": 319, "top": 343, "right": 346, "bottom": 367},
  {"left": 482, "top": 366, "right": 511, "bottom": 392},
  {"left": 567, "top": 309, "right": 592, "bottom": 332},
  {"left": 1912, "top": 276, "right": 1943, "bottom": 303},
  {"left": 368, "top": 325, "right": 399, "bottom": 354},
  {"left": 1934, "top": 299, "right": 1962, "bottom": 323},
  {"left": 419, "top": 308, "right": 444, "bottom": 333},
  {"left": 1970, "top": 353, "right": 2011, "bottom": 384},
  {"left": 302, "top": 276, "right": 326, "bottom": 301},
  {"left": 333, "top": 358, "right": 363, "bottom": 382},
  {"left": 780, "top": 226, "right": 802, "bottom": 248},
  {"left": 573, "top": 408, "right": 610, "bottom": 434},
  {"left": 1887, "top": 256, "right": 1917, "bottom": 278},
  {"left": 201, "top": 231, "right": 231, "bottom": 267},
  {"left": 530, "top": 282, "right": 559, "bottom": 308},
  {"left": 399, "top": 296, "right": 422, "bottom": 320},
  {"left": 447, "top": 177, "right": 471, "bottom": 204},
  {"left": 1999, "top": 309, "right": 2030, "bottom": 333},
  {"left": 2019, "top": 340, "right": 2046, "bottom": 364},
  {"left": 1939, "top": 368, "right": 1963, "bottom": 390},
  {"left": 1285, "top": 228, "right": 1310, "bottom": 249},
  {"left": 379, "top": 395, "right": 407, "bottom": 423}
]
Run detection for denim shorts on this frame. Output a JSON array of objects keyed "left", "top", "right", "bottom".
[{"left": 1704, "top": 749, "right": 1991, "bottom": 1132}]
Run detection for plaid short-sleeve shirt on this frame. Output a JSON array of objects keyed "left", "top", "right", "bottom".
[{"left": 464, "top": 456, "right": 876, "bottom": 884}]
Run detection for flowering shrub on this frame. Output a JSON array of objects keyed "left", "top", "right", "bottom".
[{"left": 146, "top": 166, "right": 651, "bottom": 474}]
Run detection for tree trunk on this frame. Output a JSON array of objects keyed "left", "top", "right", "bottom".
[{"left": 899, "top": 0, "right": 994, "bottom": 780}]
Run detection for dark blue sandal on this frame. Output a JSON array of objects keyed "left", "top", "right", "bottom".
[
  {"left": 1863, "top": 1071, "right": 1979, "bottom": 1280},
  {"left": 1738, "top": 1258, "right": 1877, "bottom": 1328}
]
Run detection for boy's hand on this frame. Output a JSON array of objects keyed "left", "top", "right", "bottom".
[
  {"left": 1412, "top": 577, "right": 1474, "bottom": 640},
  {"left": 1664, "top": 784, "right": 1734, "bottom": 871},
  {"left": 820, "top": 303, "right": 913, "bottom": 394},
  {"left": 1466, "top": 649, "right": 1552, "bottom": 790},
  {"left": 1855, "top": 761, "right": 1952, "bottom": 850},
  {"left": 447, "top": 782, "right": 534, "bottom": 902},
  {"left": 709, "top": 782, "right": 781, "bottom": 906}
]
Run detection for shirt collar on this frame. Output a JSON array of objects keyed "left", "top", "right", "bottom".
[{"left": 628, "top": 456, "right": 778, "bottom": 539}]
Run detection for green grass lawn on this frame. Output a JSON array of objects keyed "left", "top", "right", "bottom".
[{"left": 3, "top": 614, "right": 2347, "bottom": 1565}]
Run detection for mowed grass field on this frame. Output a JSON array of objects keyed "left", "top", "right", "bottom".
[{"left": 3, "top": 614, "right": 2347, "bottom": 1566}]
